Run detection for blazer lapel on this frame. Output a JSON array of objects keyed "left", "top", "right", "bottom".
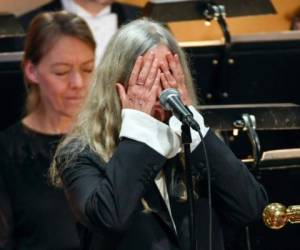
[{"left": 143, "top": 181, "right": 179, "bottom": 242}]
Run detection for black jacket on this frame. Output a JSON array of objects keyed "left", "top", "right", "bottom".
[
  {"left": 18, "top": 0, "right": 141, "bottom": 31},
  {"left": 59, "top": 130, "right": 268, "bottom": 250}
]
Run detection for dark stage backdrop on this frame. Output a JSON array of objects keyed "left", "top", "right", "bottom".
[{"left": 184, "top": 35, "right": 300, "bottom": 250}]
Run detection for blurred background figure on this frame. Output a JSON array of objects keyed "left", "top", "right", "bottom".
[
  {"left": 0, "top": 11, "right": 96, "bottom": 250},
  {"left": 291, "top": 7, "right": 300, "bottom": 30},
  {"left": 19, "top": 0, "right": 141, "bottom": 63}
]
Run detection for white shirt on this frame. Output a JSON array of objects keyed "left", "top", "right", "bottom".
[
  {"left": 119, "top": 106, "right": 209, "bottom": 233},
  {"left": 61, "top": 0, "right": 118, "bottom": 64}
]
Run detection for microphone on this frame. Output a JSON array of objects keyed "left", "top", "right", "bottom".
[{"left": 159, "top": 88, "right": 200, "bottom": 132}]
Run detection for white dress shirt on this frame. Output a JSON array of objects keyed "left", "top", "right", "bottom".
[{"left": 61, "top": 0, "right": 118, "bottom": 64}]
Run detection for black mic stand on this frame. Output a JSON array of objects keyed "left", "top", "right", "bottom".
[{"left": 181, "top": 123, "right": 197, "bottom": 250}]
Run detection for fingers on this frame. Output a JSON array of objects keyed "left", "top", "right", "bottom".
[
  {"left": 128, "top": 53, "right": 158, "bottom": 90},
  {"left": 146, "top": 68, "right": 161, "bottom": 111},
  {"left": 126, "top": 68, "right": 161, "bottom": 114},
  {"left": 167, "top": 53, "right": 185, "bottom": 87},
  {"left": 137, "top": 52, "right": 155, "bottom": 86},
  {"left": 160, "top": 72, "right": 168, "bottom": 90},
  {"left": 119, "top": 54, "right": 161, "bottom": 114},
  {"left": 160, "top": 53, "right": 192, "bottom": 105},
  {"left": 128, "top": 56, "right": 143, "bottom": 87},
  {"left": 159, "top": 54, "right": 177, "bottom": 89},
  {"left": 127, "top": 54, "right": 159, "bottom": 98},
  {"left": 144, "top": 58, "right": 159, "bottom": 90},
  {"left": 116, "top": 83, "right": 127, "bottom": 107},
  {"left": 150, "top": 69, "right": 161, "bottom": 99}
]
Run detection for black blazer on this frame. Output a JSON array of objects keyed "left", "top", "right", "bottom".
[
  {"left": 18, "top": 0, "right": 141, "bottom": 31},
  {"left": 59, "top": 130, "right": 268, "bottom": 250}
]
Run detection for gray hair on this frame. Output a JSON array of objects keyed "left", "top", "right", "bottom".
[{"left": 50, "top": 18, "right": 197, "bottom": 186}]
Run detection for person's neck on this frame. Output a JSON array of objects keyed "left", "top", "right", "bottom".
[
  {"left": 74, "top": 0, "right": 109, "bottom": 16},
  {"left": 22, "top": 106, "right": 75, "bottom": 135}
]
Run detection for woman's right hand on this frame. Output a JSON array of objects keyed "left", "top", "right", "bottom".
[{"left": 116, "top": 53, "right": 161, "bottom": 115}]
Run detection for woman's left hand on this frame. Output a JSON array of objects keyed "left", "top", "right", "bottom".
[{"left": 160, "top": 53, "right": 192, "bottom": 105}]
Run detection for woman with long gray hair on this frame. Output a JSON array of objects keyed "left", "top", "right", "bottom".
[{"left": 50, "top": 19, "right": 267, "bottom": 250}]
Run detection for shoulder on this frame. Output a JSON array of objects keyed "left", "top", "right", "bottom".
[
  {"left": 55, "top": 140, "right": 106, "bottom": 188},
  {"left": 18, "top": 0, "right": 63, "bottom": 30},
  {"left": 0, "top": 122, "right": 24, "bottom": 176},
  {"left": 111, "top": 2, "right": 142, "bottom": 24},
  {"left": 0, "top": 121, "right": 61, "bottom": 163},
  {"left": 112, "top": 2, "right": 141, "bottom": 12},
  {"left": 56, "top": 139, "right": 104, "bottom": 174},
  {"left": 0, "top": 122, "right": 23, "bottom": 147}
]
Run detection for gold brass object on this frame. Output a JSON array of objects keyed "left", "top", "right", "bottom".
[{"left": 263, "top": 203, "right": 300, "bottom": 229}]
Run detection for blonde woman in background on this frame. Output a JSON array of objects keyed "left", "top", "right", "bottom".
[{"left": 0, "top": 11, "right": 95, "bottom": 250}]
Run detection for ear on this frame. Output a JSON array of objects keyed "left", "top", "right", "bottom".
[{"left": 24, "top": 60, "right": 39, "bottom": 85}]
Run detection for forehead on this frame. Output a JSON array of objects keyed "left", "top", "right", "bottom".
[
  {"left": 145, "top": 44, "right": 171, "bottom": 61},
  {"left": 46, "top": 36, "right": 92, "bottom": 55},
  {"left": 40, "top": 36, "right": 94, "bottom": 64}
]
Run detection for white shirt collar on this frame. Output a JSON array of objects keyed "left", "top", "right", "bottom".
[
  {"left": 61, "top": 0, "right": 112, "bottom": 18},
  {"left": 60, "top": 0, "right": 117, "bottom": 64}
]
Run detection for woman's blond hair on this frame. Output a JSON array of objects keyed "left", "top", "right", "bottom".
[
  {"left": 22, "top": 11, "right": 96, "bottom": 114},
  {"left": 50, "top": 18, "right": 198, "bottom": 187}
]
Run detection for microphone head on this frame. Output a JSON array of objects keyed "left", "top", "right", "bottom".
[{"left": 159, "top": 88, "right": 181, "bottom": 111}]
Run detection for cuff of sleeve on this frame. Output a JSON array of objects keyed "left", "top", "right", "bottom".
[
  {"left": 168, "top": 106, "right": 209, "bottom": 151},
  {"left": 120, "top": 109, "right": 181, "bottom": 158}
]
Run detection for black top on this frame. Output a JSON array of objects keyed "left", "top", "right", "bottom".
[
  {"left": 58, "top": 130, "right": 268, "bottom": 250},
  {"left": 0, "top": 122, "right": 80, "bottom": 250}
]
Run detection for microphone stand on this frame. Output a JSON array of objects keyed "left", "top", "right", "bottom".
[{"left": 181, "top": 123, "right": 197, "bottom": 250}]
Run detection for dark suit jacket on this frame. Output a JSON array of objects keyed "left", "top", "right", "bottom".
[
  {"left": 58, "top": 130, "right": 268, "bottom": 250},
  {"left": 18, "top": 0, "right": 141, "bottom": 31}
]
